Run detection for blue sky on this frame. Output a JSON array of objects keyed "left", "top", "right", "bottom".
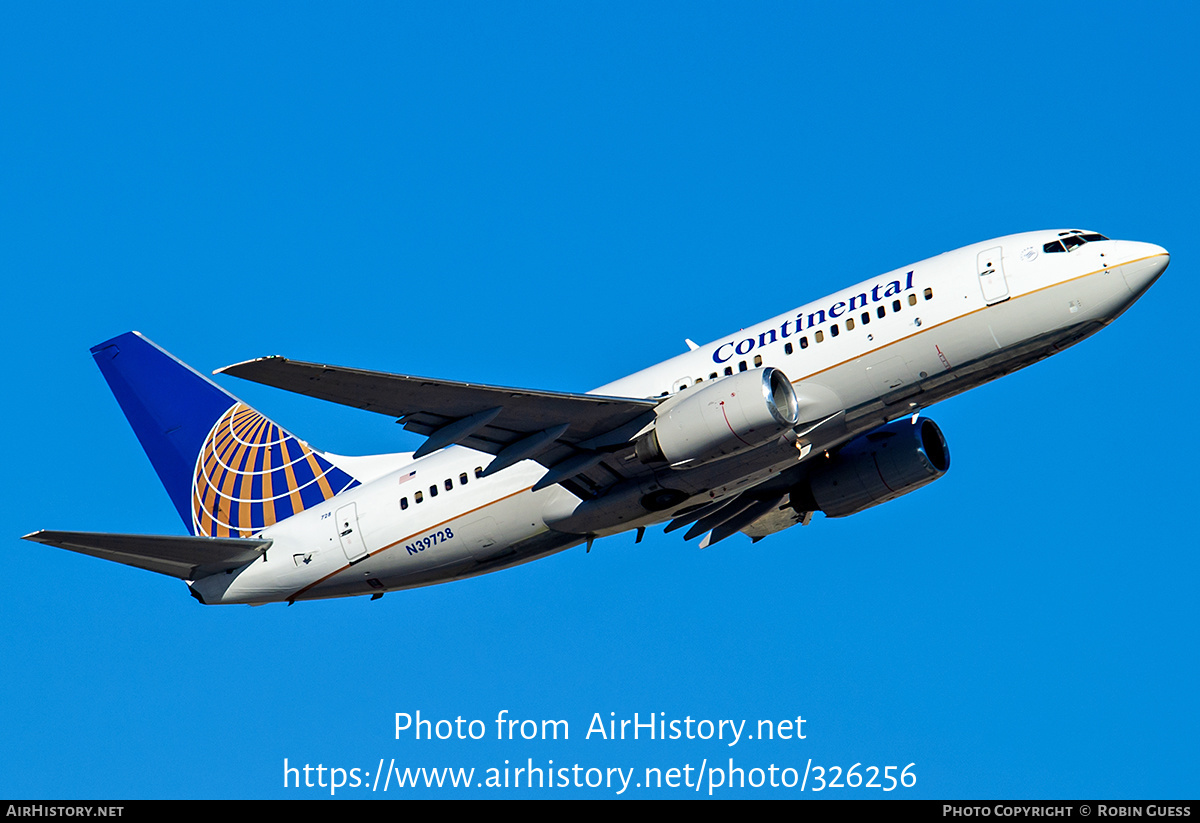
[{"left": 2, "top": 2, "right": 1196, "bottom": 799}]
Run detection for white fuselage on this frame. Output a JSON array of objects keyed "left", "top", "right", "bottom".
[{"left": 191, "top": 231, "right": 1168, "bottom": 605}]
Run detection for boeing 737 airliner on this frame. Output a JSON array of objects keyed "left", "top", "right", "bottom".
[{"left": 25, "top": 230, "right": 1169, "bottom": 605}]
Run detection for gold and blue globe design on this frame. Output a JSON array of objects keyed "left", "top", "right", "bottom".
[{"left": 191, "top": 403, "right": 359, "bottom": 537}]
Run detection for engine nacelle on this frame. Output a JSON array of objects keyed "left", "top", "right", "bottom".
[
  {"left": 799, "top": 416, "right": 949, "bottom": 517},
  {"left": 636, "top": 367, "right": 800, "bottom": 468}
]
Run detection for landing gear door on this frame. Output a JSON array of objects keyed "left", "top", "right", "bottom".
[
  {"left": 335, "top": 502, "right": 368, "bottom": 563},
  {"left": 977, "top": 246, "right": 1009, "bottom": 305}
]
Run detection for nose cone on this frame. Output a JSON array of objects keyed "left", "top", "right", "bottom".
[{"left": 1119, "top": 241, "right": 1169, "bottom": 297}]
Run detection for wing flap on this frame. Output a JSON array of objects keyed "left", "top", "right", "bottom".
[{"left": 23, "top": 530, "right": 271, "bottom": 580}]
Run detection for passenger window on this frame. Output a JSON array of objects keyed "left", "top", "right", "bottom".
[
  {"left": 815, "top": 330, "right": 824, "bottom": 343},
  {"left": 738, "top": 361, "right": 748, "bottom": 372},
  {"left": 475, "top": 466, "right": 483, "bottom": 478},
  {"left": 430, "top": 485, "right": 438, "bottom": 497},
  {"left": 908, "top": 294, "right": 917, "bottom": 306},
  {"left": 830, "top": 324, "right": 839, "bottom": 337},
  {"left": 724, "top": 366, "right": 733, "bottom": 376},
  {"left": 784, "top": 342, "right": 793, "bottom": 355},
  {"left": 861, "top": 312, "right": 870, "bottom": 325},
  {"left": 445, "top": 478, "right": 453, "bottom": 491},
  {"left": 846, "top": 317, "right": 855, "bottom": 331},
  {"left": 400, "top": 497, "right": 408, "bottom": 510},
  {"left": 460, "top": 472, "right": 468, "bottom": 485},
  {"left": 877, "top": 306, "right": 886, "bottom": 319},
  {"left": 415, "top": 490, "right": 424, "bottom": 503},
  {"left": 892, "top": 299, "right": 901, "bottom": 312},
  {"left": 924, "top": 287, "right": 933, "bottom": 300},
  {"left": 753, "top": 355, "right": 762, "bottom": 367},
  {"left": 709, "top": 372, "right": 718, "bottom": 380},
  {"left": 800, "top": 336, "right": 809, "bottom": 349}
]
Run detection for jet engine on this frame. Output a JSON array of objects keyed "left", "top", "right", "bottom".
[
  {"left": 635, "top": 367, "right": 800, "bottom": 468},
  {"left": 792, "top": 416, "right": 949, "bottom": 517}
]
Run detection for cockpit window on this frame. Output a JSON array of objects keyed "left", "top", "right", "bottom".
[{"left": 1043, "top": 232, "right": 1109, "bottom": 253}]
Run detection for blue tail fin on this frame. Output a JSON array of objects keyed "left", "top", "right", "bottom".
[{"left": 91, "top": 332, "right": 359, "bottom": 537}]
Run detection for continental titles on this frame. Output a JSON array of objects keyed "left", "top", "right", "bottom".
[{"left": 713, "top": 270, "right": 915, "bottom": 364}]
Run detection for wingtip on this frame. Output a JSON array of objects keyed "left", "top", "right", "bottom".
[{"left": 214, "top": 355, "right": 285, "bottom": 377}]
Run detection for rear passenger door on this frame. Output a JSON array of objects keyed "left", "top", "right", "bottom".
[{"left": 335, "top": 502, "right": 368, "bottom": 563}]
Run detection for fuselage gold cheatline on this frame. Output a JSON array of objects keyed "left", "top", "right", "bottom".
[{"left": 24, "top": 229, "right": 1168, "bottom": 605}]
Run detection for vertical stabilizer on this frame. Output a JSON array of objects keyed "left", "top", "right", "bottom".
[{"left": 91, "top": 332, "right": 358, "bottom": 537}]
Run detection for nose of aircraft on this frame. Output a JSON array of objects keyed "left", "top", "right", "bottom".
[{"left": 1117, "top": 241, "right": 1169, "bottom": 297}]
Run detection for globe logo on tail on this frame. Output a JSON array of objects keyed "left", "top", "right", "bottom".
[{"left": 191, "top": 403, "right": 359, "bottom": 537}]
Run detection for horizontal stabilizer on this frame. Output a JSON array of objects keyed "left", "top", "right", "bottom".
[{"left": 23, "top": 530, "right": 271, "bottom": 580}]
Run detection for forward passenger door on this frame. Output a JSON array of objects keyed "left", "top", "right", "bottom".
[{"left": 977, "top": 247, "right": 1009, "bottom": 304}]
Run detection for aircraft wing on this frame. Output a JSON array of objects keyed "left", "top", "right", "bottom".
[
  {"left": 217, "top": 356, "right": 659, "bottom": 493},
  {"left": 23, "top": 530, "right": 272, "bottom": 580}
]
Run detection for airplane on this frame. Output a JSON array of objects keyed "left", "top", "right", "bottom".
[{"left": 24, "top": 229, "right": 1168, "bottom": 605}]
